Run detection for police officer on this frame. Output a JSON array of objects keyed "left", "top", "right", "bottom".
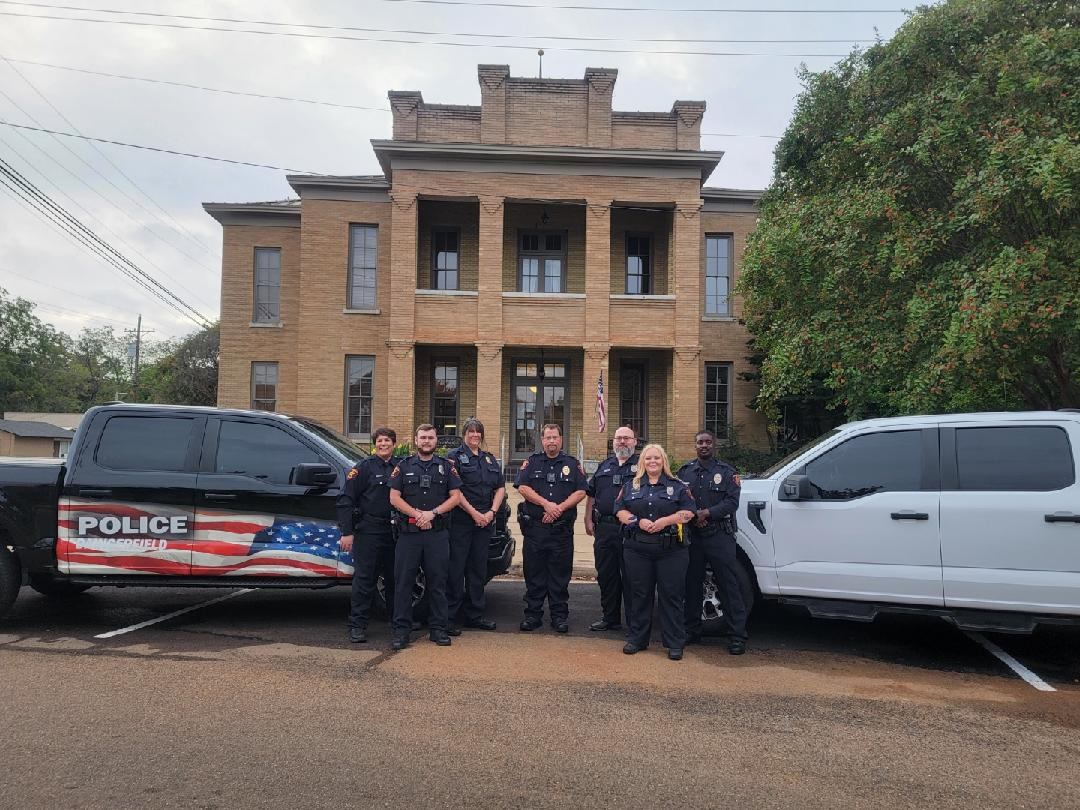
[
  {"left": 445, "top": 418, "right": 504, "bottom": 634},
  {"left": 584, "top": 425, "right": 639, "bottom": 632},
  {"left": 678, "top": 429, "right": 748, "bottom": 655},
  {"left": 616, "top": 443, "right": 696, "bottom": 660},
  {"left": 388, "top": 423, "right": 461, "bottom": 650},
  {"left": 514, "top": 423, "right": 587, "bottom": 633},
  {"left": 336, "top": 425, "right": 399, "bottom": 644}
]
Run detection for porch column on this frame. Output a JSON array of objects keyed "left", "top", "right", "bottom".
[
  {"left": 584, "top": 199, "right": 612, "bottom": 343},
  {"left": 477, "top": 195, "right": 505, "bottom": 342},
  {"left": 475, "top": 343, "right": 504, "bottom": 458},
  {"left": 388, "top": 190, "right": 418, "bottom": 433},
  {"left": 583, "top": 346, "right": 610, "bottom": 464},
  {"left": 672, "top": 200, "right": 703, "bottom": 458}
]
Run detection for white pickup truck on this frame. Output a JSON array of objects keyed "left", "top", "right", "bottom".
[{"left": 731, "top": 410, "right": 1080, "bottom": 633}]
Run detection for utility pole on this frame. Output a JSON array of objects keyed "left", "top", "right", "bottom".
[
  {"left": 538, "top": 49, "right": 544, "bottom": 79},
  {"left": 125, "top": 315, "right": 154, "bottom": 401}
]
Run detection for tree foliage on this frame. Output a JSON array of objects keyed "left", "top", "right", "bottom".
[
  {"left": 740, "top": 0, "right": 1079, "bottom": 418},
  {"left": 0, "top": 288, "right": 80, "bottom": 411}
]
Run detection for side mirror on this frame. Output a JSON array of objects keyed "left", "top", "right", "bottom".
[
  {"left": 779, "top": 474, "right": 813, "bottom": 501},
  {"left": 294, "top": 462, "right": 337, "bottom": 487}
]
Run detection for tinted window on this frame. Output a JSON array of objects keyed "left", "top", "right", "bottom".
[
  {"left": 97, "top": 416, "right": 194, "bottom": 472},
  {"left": 803, "top": 430, "right": 922, "bottom": 500},
  {"left": 214, "top": 421, "right": 322, "bottom": 484},
  {"left": 956, "top": 426, "right": 1075, "bottom": 491}
]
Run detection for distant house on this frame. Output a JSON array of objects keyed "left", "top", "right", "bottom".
[{"left": 0, "top": 419, "right": 76, "bottom": 458}]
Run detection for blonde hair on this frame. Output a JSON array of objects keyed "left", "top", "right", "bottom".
[{"left": 631, "top": 444, "right": 675, "bottom": 487}]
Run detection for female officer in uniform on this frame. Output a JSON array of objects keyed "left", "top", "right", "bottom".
[
  {"left": 616, "top": 444, "right": 696, "bottom": 660},
  {"left": 446, "top": 418, "right": 505, "bottom": 633}
]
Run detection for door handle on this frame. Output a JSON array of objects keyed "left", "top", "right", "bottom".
[
  {"left": 747, "top": 501, "right": 766, "bottom": 534},
  {"left": 78, "top": 488, "right": 112, "bottom": 498},
  {"left": 891, "top": 511, "right": 929, "bottom": 521},
  {"left": 1045, "top": 513, "right": 1080, "bottom": 524},
  {"left": 204, "top": 492, "right": 238, "bottom": 502}
]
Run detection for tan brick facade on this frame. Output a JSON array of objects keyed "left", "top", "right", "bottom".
[{"left": 206, "top": 66, "right": 768, "bottom": 465}]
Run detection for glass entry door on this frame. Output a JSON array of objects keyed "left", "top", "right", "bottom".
[{"left": 511, "top": 360, "right": 568, "bottom": 460}]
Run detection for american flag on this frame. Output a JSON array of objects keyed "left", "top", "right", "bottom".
[
  {"left": 58, "top": 499, "right": 352, "bottom": 578},
  {"left": 596, "top": 370, "right": 607, "bottom": 433}
]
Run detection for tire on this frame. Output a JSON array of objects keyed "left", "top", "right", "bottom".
[
  {"left": 375, "top": 569, "right": 430, "bottom": 623},
  {"left": 28, "top": 574, "right": 91, "bottom": 598},
  {"left": 0, "top": 549, "right": 20, "bottom": 621},
  {"left": 700, "top": 561, "right": 755, "bottom": 626}
]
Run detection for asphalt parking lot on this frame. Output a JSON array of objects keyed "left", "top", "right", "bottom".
[{"left": 3, "top": 579, "right": 1079, "bottom": 809}]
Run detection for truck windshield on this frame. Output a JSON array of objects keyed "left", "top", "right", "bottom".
[
  {"left": 758, "top": 428, "right": 840, "bottom": 479},
  {"left": 291, "top": 418, "right": 368, "bottom": 465}
]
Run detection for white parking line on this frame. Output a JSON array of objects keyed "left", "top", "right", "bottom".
[
  {"left": 965, "top": 631, "right": 1056, "bottom": 692},
  {"left": 94, "top": 589, "right": 254, "bottom": 639}
]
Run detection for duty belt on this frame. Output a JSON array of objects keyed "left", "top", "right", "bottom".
[{"left": 596, "top": 514, "right": 621, "bottom": 525}]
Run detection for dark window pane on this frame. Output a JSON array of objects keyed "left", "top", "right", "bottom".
[
  {"left": 97, "top": 416, "right": 194, "bottom": 472},
  {"left": 215, "top": 421, "right": 321, "bottom": 485},
  {"left": 804, "top": 430, "right": 923, "bottom": 500},
  {"left": 345, "top": 356, "right": 374, "bottom": 436},
  {"left": 956, "top": 426, "right": 1075, "bottom": 491}
]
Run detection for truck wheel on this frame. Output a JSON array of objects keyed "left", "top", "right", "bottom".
[
  {"left": 700, "top": 562, "right": 756, "bottom": 625},
  {"left": 375, "top": 569, "right": 430, "bottom": 623},
  {"left": 0, "top": 549, "right": 20, "bottom": 621},
  {"left": 28, "top": 574, "right": 91, "bottom": 598}
]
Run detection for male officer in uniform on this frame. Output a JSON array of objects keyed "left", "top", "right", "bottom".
[
  {"left": 336, "top": 425, "right": 398, "bottom": 644},
  {"left": 388, "top": 423, "right": 461, "bottom": 650},
  {"left": 678, "top": 429, "right": 748, "bottom": 655},
  {"left": 515, "top": 423, "right": 587, "bottom": 633},
  {"left": 584, "top": 425, "right": 639, "bottom": 631}
]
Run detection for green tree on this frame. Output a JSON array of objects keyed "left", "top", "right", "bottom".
[
  {"left": 0, "top": 287, "right": 80, "bottom": 411},
  {"left": 141, "top": 323, "right": 219, "bottom": 406},
  {"left": 70, "top": 326, "right": 131, "bottom": 406},
  {"left": 740, "top": 0, "right": 1079, "bottom": 418}
]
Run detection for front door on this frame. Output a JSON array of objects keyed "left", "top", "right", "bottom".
[{"left": 511, "top": 359, "right": 568, "bottom": 460}]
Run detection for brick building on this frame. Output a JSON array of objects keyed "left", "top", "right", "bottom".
[{"left": 205, "top": 65, "right": 767, "bottom": 465}]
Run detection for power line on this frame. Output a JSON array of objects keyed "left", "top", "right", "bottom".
[
  {"left": 0, "top": 53, "right": 217, "bottom": 260},
  {"left": 0, "top": 3, "right": 881, "bottom": 44},
  {"left": 0, "top": 120, "right": 317, "bottom": 172},
  {"left": 0, "top": 157, "right": 213, "bottom": 328},
  {"left": 0, "top": 10, "right": 852, "bottom": 57},
  {"left": 2, "top": 264, "right": 144, "bottom": 319}
]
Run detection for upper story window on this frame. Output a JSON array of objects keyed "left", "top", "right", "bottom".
[
  {"left": 348, "top": 225, "right": 378, "bottom": 310},
  {"left": 251, "top": 362, "right": 278, "bottom": 411},
  {"left": 518, "top": 231, "right": 566, "bottom": 294},
  {"left": 705, "top": 234, "right": 732, "bottom": 316},
  {"left": 626, "top": 235, "right": 651, "bottom": 295},
  {"left": 432, "top": 229, "right": 460, "bottom": 291},
  {"left": 253, "top": 247, "right": 281, "bottom": 323}
]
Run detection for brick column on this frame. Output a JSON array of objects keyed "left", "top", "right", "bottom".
[
  {"left": 477, "top": 195, "right": 505, "bottom": 342},
  {"left": 672, "top": 200, "right": 703, "bottom": 458},
  {"left": 583, "top": 346, "right": 610, "bottom": 464},
  {"left": 584, "top": 199, "right": 611, "bottom": 343},
  {"left": 478, "top": 65, "right": 509, "bottom": 144},
  {"left": 388, "top": 91, "right": 422, "bottom": 140},
  {"left": 388, "top": 190, "right": 418, "bottom": 434},
  {"left": 585, "top": 68, "right": 617, "bottom": 148},
  {"left": 475, "top": 342, "right": 504, "bottom": 456},
  {"left": 672, "top": 100, "right": 705, "bottom": 151}
]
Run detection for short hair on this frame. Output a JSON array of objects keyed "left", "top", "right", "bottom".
[
  {"left": 695, "top": 429, "right": 716, "bottom": 441},
  {"left": 461, "top": 418, "right": 485, "bottom": 438},
  {"left": 415, "top": 423, "right": 437, "bottom": 437},
  {"left": 372, "top": 426, "right": 396, "bottom": 444},
  {"left": 541, "top": 423, "right": 562, "bottom": 436},
  {"left": 613, "top": 425, "right": 636, "bottom": 438}
]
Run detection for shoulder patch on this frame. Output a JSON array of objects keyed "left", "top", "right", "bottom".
[
  {"left": 347, "top": 468, "right": 358, "bottom": 480},
  {"left": 390, "top": 466, "right": 401, "bottom": 478},
  {"left": 733, "top": 473, "right": 742, "bottom": 487},
  {"left": 520, "top": 459, "right": 529, "bottom": 470},
  {"left": 578, "top": 463, "right": 586, "bottom": 476}
]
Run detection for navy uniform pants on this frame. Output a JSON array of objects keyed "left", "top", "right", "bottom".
[
  {"left": 521, "top": 526, "right": 573, "bottom": 624},
  {"left": 593, "top": 519, "right": 630, "bottom": 625},
  {"left": 448, "top": 517, "right": 491, "bottom": 624},
  {"left": 623, "top": 535, "right": 689, "bottom": 650},
  {"left": 393, "top": 528, "right": 449, "bottom": 636},
  {"left": 348, "top": 523, "right": 395, "bottom": 629},
  {"left": 684, "top": 529, "right": 748, "bottom": 640}
]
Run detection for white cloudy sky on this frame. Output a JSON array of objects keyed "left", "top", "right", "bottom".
[{"left": 0, "top": 0, "right": 918, "bottom": 340}]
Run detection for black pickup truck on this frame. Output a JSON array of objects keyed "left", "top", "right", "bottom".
[{"left": 0, "top": 404, "right": 516, "bottom": 621}]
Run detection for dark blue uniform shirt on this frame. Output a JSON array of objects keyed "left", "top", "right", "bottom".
[
  {"left": 335, "top": 454, "right": 400, "bottom": 533},
  {"left": 677, "top": 458, "right": 741, "bottom": 527},
  {"left": 615, "top": 474, "right": 696, "bottom": 523},
  {"left": 446, "top": 444, "right": 503, "bottom": 513},
  {"left": 586, "top": 453, "right": 640, "bottom": 517},
  {"left": 514, "top": 451, "right": 587, "bottom": 526},
  {"left": 389, "top": 455, "right": 461, "bottom": 529}
]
